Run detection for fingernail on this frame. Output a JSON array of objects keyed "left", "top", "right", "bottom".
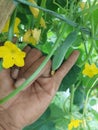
[
  {"left": 12, "top": 68, "right": 19, "bottom": 79},
  {"left": 15, "top": 78, "right": 26, "bottom": 88}
]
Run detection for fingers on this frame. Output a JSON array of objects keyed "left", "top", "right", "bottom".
[
  {"left": 23, "top": 46, "right": 31, "bottom": 53},
  {"left": 18, "top": 46, "right": 42, "bottom": 77},
  {"left": 15, "top": 57, "right": 45, "bottom": 88},
  {"left": 0, "top": 69, "right": 14, "bottom": 99},
  {"left": 11, "top": 46, "right": 42, "bottom": 79},
  {"left": 11, "top": 46, "right": 31, "bottom": 79},
  {"left": 15, "top": 57, "right": 51, "bottom": 89},
  {"left": 53, "top": 50, "right": 80, "bottom": 88},
  {"left": 15, "top": 46, "right": 51, "bottom": 89},
  {"left": 15, "top": 78, "right": 26, "bottom": 88},
  {"left": 23, "top": 56, "right": 51, "bottom": 79},
  {"left": 11, "top": 66, "right": 19, "bottom": 79}
]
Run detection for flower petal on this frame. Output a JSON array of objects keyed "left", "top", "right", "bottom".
[
  {"left": 82, "top": 63, "right": 98, "bottom": 78},
  {"left": 14, "top": 17, "right": 21, "bottom": 34},
  {"left": 3, "top": 55, "right": 14, "bottom": 68},
  {"left": 1, "top": 41, "right": 26, "bottom": 68},
  {"left": 91, "top": 63, "right": 98, "bottom": 74},
  {"left": 14, "top": 55, "right": 25, "bottom": 67},
  {"left": 23, "top": 30, "right": 32, "bottom": 43},
  {"left": 17, "top": 51, "right": 26, "bottom": 58},
  {"left": 0, "top": 46, "right": 9, "bottom": 57},
  {"left": 4, "top": 41, "right": 18, "bottom": 51},
  {"left": 2, "top": 19, "right": 10, "bottom": 32},
  {"left": 28, "top": 0, "right": 39, "bottom": 18},
  {"left": 32, "top": 28, "right": 41, "bottom": 42},
  {"left": 40, "top": 18, "right": 46, "bottom": 28}
]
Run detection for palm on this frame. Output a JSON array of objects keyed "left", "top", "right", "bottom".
[{"left": 0, "top": 46, "right": 79, "bottom": 129}]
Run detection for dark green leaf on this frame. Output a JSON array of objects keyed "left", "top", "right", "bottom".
[
  {"left": 73, "top": 86, "right": 85, "bottom": 107},
  {"left": 59, "top": 64, "right": 80, "bottom": 91},
  {"left": 23, "top": 108, "right": 55, "bottom": 130},
  {"left": 23, "top": 93, "right": 67, "bottom": 130},
  {"left": 38, "top": 0, "right": 67, "bottom": 11},
  {"left": 52, "top": 31, "right": 77, "bottom": 70}
]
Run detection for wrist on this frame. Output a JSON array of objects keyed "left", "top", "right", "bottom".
[{"left": 0, "top": 110, "right": 21, "bottom": 130}]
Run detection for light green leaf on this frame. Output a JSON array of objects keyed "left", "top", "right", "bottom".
[
  {"left": 52, "top": 31, "right": 77, "bottom": 70},
  {"left": 90, "top": 98, "right": 96, "bottom": 106}
]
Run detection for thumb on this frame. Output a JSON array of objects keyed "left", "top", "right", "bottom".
[{"left": 53, "top": 50, "right": 80, "bottom": 87}]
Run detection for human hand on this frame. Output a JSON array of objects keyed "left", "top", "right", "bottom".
[{"left": 0, "top": 46, "right": 79, "bottom": 130}]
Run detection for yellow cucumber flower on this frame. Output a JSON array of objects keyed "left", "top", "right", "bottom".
[
  {"left": 0, "top": 41, "right": 26, "bottom": 68},
  {"left": 82, "top": 63, "right": 98, "bottom": 78},
  {"left": 40, "top": 17, "right": 46, "bottom": 28},
  {"left": 28, "top": 0, "right": 46, "bottom": 28},
  {"left": 79, "top": 2, "right": 86, "bottom": 10},
  {"left": 68, "top": 119, "right": 82, "bottom": 130},
  {"left": 28, "top": 0, "right": 39, "bottom": 18},
  {"left": 23, "top": 28, "right": 41, "bottom": 45},
  {"left": 2, "top": 17, "right": 21, "bottom": 34}
]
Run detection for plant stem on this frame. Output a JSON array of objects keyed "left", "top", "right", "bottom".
[
  {"left": 92, "top": 0, "right": 97, "bottom": 6},
  {"left": 15, "top": 0, "right": 92, "bottom": 36},
  {"left": 82, "top": 78, "right": 98, "bottom": 129},
  {"left": 36, "top": 0, "right": 46, "bottom": 28},
  {"left": 15, "top": 0, "right": 77, "bottom": 27},
  {"left": 8, "top": 8, "right": 17, "bottom": 41},
  {"left": 70, "top": 85, "right": 75, "bottom": 113},
  {"left": 80, "top": 11, "right": 95, "bottom": 66},
  {"left": 0, "top": 24, "right": 66, "bottom": 104},
  {"left": 83, "top": 78, "right": 98, "bottom": 117},
  {"left": 53, "top": 0, "right": 65, "bottom": 11}
]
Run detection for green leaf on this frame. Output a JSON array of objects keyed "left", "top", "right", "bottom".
[
  {"left": 92, "top": 8, "right": 98, "bottom": 27},
  {"left": 73, "top": 86, "right": 85, "bottom": 107},
  {"left": 41, "top": 42, "right": 53, "bottom": 54},
  {"left": 90, "top": 98, "right": 96, "bottom": 106},
  {"left": 59, "top": 64, "right": 80, "bottom": 91},
  {"left": 38, "top": 0, "right": 67, "bottom": 11},
  {"left": 23, "top": 93, "right": 68, "bottom": 130},
  {"left": 91, "top": 109, "right": 98, "bottom": 120},
  {"left": 23, "top": 108, "right": 55, "bottom": 130},
  {"left": 46, "top": 0, "right": 66, "bottom": 10},
  {"left": 52, "top": 31, "right": 78, "bottom": 70}
]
